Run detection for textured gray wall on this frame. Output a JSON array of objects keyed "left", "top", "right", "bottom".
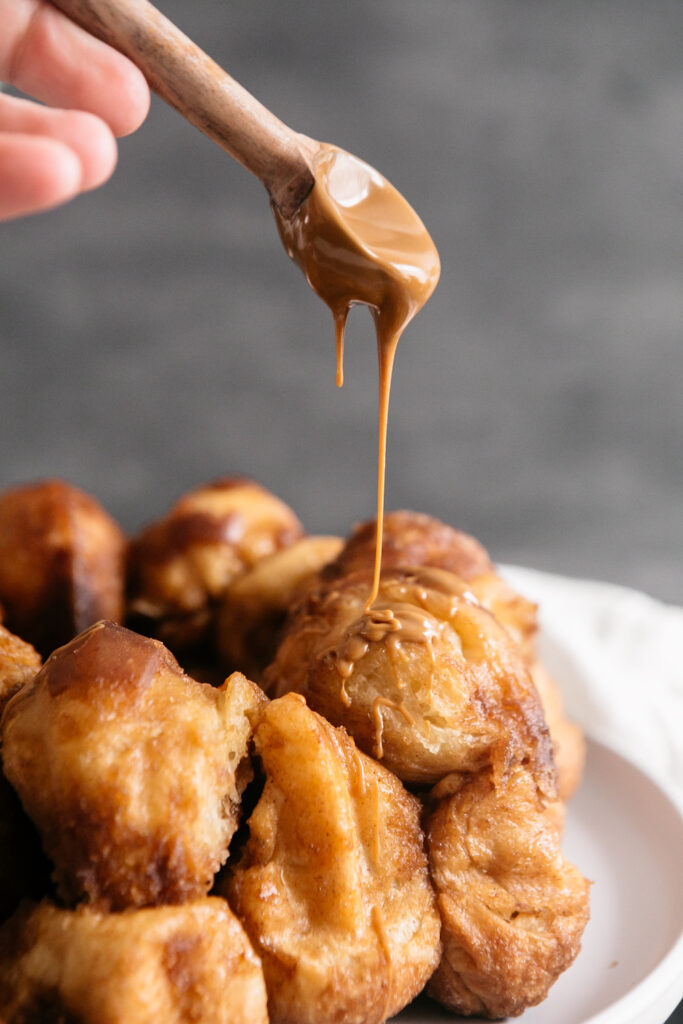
[{"left": 1, "top": 0, "right": 682, "bottom": 602}]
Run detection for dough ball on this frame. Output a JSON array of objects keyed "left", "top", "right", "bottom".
[
  {"left": 127, "top": 477, "right": 303, "bottom": 652},
  {"left": 425, "top": 765, "right": 590, "bottom": 1018},
  {"left": 224, "top": 692, "right": 441, "bottom": 1024},
  {"left": 322, "top": 510, "right": 583, "bottom": 797},
  {"left": 0, "top": 480, "right": 125, "bottom": 656},
  {"left": 0, "top": 898, "right": 268, "bottom": 1024},
  {"left": 2, "top": 620, "right": 265, "bottom": 909},
  {"left": 264, "top": 567, "right": 555, "bottom": 788}
]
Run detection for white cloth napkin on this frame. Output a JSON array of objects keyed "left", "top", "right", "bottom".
[{"left": 499, "top": 565, "right": 683, "bottom": 798}]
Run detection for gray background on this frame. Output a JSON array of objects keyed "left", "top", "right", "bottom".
[{"left": 1, "top": 0, "right": 682, "bottom": 603}]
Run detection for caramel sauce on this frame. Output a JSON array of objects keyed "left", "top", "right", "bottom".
[
  {"left": 324, "top": 569, "right": 475, "bottom": 710},
  {"left": 348, "top": 749, "right": 383, "bottom": 870},
  {"left": 274, "top": 146, "right": 440, "bottom": 608},
  {"left": 362, "top": 606, "right": 401, "bottom": 643},
  {"left": 372, "top": 696, "right": 415, "bottom": 760},
  {"left": 350, "top": 745, "right": 369, "bottom": 797}
]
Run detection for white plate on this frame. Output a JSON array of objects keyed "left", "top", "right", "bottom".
[{"left": 391, "top": 735, "right": 683, "bottom": 1024}]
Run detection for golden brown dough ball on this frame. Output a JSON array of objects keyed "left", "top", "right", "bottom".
[
  {"left": 224, "top": 692, "right": 441, "bottom": 1024},
  {"left": 217, "top": 534, "right": 343, "bottom": 679},
  {"left": 2, "top": 621, "right": 265, "bottom": 909},
  {"left": 127, "top": 477, "right": 304, "bottom": 652},
  {"left": 0, "top": 625, "right": 49, "bottom": 923},
  {"left": 425, "top": 765, "right": 590, "bottom": 1018},
  {"left": 322, "top": 510, "right": 584, "bottom": 798},
  {"left": 264, "top": 567, "right": 555, "bottom": 789},
  {"left": 0, "top": 898, "right": 268, "bottom": 1024},
  {"left": 0, "top": 479, "right": 126, "bottom": 656}
]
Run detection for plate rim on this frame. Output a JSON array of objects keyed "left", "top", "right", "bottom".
[{"left": 577, "top": 730, "right": 683, "bottom": 1024}]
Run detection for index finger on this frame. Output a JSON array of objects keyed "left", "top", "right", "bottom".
[{"left": 1, "top": 0, "right": 150, "bottom": 136}]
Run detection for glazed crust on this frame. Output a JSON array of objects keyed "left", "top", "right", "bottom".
[
  {"left": 425, "top": 766, "right": 590, "bottom": 1017},
  {"left": 217, "top": 534, "right": 343, "bottom": 679},
  {"left": 0, "top": 480, "right": 126, "bottom": 657},
  {"left": 1, "top": 621, "right": 265, "bottom": 909},
  {"left": 127, "top": 477, "right": 304, "bottom": 651},
  {"left": 224, "top": 693, "right": 442, "bottom": 1024},
  {"left": 264, "top": 567, "right": 555, "bottom": 789},
  {"left": 0, "top": 898, "right": 268, "bottom": 1024},
  {"left": 319, "top": 510, "right": 584, "bottom": 798}
]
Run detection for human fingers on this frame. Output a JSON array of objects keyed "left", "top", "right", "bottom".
[
  {"left": 0, "top": 92, "right": 117, "bottom": 195},
  {"left": 0, "top": 133, "right": 83, "bottom": 221},
  {"left": 2, "top": 0, "right": 150, "bottom": 137}
]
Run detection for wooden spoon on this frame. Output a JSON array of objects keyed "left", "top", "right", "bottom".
[{"left": 49, "top": 0, "right": 316, "bottom": 217}]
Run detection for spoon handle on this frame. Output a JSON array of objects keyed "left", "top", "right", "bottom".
[{"left": 50, "top": 0, "right": 315, "bottom": 214}]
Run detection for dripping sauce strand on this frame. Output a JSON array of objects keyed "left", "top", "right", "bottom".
[
  {"left": 333, "top": 309, "right": 399, "bottom": 611},
  {"left": 368, "top": 324, "right": 398, "bottom": 611},
  {"left": 335, "top": 309, "right": 347, "bottom": 389}
]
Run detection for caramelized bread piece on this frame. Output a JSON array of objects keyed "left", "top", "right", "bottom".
[
  {"left": 0, "top": 898, "right": 268, "bottom": 1024},
  {"left": 2, "top": 621, "right": 265, "bottom": 909},
  {"left": 0, "top": 479, "right": 125, "bottom": 656},
  {"left": 264, "top": 567, "right": 555, "bottom": 789},
  {"left": 127, "top": 477, "right": 303, "bottom": 652},
  {"left": 224, "top": 693, "right": 441, "bottom": 1024},
  {"left": 321, "top": 510, "right": 584, "bottom": 798},
  {"left": 425, "top": 765, "right": 590, "bottom": 1017}
]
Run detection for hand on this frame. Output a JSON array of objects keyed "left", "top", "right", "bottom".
[{"left": 1, "top": 0, "right": 150, "bottom": 221}]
